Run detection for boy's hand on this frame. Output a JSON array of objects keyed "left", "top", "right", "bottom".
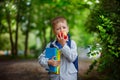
[
  {"left": 48, "top": 56, "right": 60, "bottom": 67},
  {"left": 57, "top": 32, "right": 68, "bottom": 46}
]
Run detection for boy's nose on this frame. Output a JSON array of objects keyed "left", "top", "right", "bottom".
[{"left": 60, "top": 28, "right": 64, "bottom": 32}]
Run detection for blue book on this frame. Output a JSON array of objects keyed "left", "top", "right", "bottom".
[{"left": 45, "top": 48, "right": 60, "bottom": 74}]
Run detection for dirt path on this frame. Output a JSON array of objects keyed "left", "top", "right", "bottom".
[{"left": 0, "top": 59, "right": 99, "bottom": 80}]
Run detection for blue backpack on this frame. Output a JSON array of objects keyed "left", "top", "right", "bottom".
[{"left": 50, "top": 38, "right": 78, "bottom": 71}]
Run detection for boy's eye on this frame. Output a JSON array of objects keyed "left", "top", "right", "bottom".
[
  {"left": 63, "top": 26, "right": 66, "bottom": 29},
  {"left": 56, "top": 28, "right": 60, "bottom": 30}
]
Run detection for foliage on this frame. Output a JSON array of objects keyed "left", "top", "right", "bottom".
[
  {"left": 85, "top": 0, "right": 120, "bottom": 79},
  {"left": 31, "top": 0, "right": 96, "bottom": 49},
  {"left": 97, "top": 15, "right": 120, "bottom": 80},
  {"left": 0, "top": 34, "right": 10, "bottom": 50},
  {"left": 0, "top": 0, "right": 97, "bottom": 57}
]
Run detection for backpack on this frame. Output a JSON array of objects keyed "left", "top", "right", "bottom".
[{"left": 50, "top": 40, "right": 78, "bottom": 71}]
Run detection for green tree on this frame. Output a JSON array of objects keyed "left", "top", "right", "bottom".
[
  {"left": 0, "top": 0, "right": 96, "bottom": 58},
  {"left": 32, "top": 0, "right": 93, "bottom": 51},
  {"left": 85, "top": 0, "right": 120, "bottom": 79},
  {"left": 0, "top": 0, "right": 31, "bottom": 56}
]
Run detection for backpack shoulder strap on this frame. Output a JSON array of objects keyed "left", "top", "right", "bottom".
[{"left": 50, "top": 42, "right": 54, "bottom": 48}]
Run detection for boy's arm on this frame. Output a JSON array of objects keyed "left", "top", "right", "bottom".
[
  {"left": 38, "top": 51, "right": 49, "bottom": 69},
  {"left": 38, "top": 43, "right": 60, "bottom": 69},
  {"left": 38, "top": 43, "right": 51, "bottom": 69},
  {"left": 60, "top": 40, "right": 78, "bottom": 62}
]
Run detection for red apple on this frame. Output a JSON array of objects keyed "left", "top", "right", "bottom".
[
  {"left": 64, "top": 35, "right": 68, "bottom": 39},
  {"left": 63, "top": 32, "right": 68, "bottom": 40}
]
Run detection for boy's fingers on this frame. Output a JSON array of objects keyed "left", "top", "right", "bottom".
[
  {"left": 58, "top": 32, "right": 64, "bottom": 39},
  {"left": 57, "top": 61, "right": 60, "bottom": 65},
  {"left": 54, "top": 61, "right": 60, "bottom": 66},
  {"left": 57, "top": 35, "right": 60, "bottom": 40}
]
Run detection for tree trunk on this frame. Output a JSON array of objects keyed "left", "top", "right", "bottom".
[
  {"left": 15, "top": 14, "right": 19, "bottom": 56},
  {"left": 50, "top": 28, "right": 54, "bottom": 42},
  {"left": 24, "top": 16, "right": 30, "bottom": 57},
  {"left": 24, "top": 2, "right": 31, "bottom": 57},
  {"left": 24, "top": 28, "right": 29, "bottom": 57},
  {"left": 41, "top": 29, "right": 46, "bottom": 51},
  {"left": 14, "top": 0, "right": 21, "bottom": 56},
  {"left": 6, "top": 9, "right": 15, "bottom": 56}
]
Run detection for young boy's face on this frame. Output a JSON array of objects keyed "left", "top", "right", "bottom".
[{"left": 53, "top": 22, "right": 69, "bottom": 35}]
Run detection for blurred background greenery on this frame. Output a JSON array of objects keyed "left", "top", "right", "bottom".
[
  {"left": 0, "top": 0, "right": 98, "bottom": 56},
  {"left": 0, "top": 0, "right": 120, "bottom": 80}
]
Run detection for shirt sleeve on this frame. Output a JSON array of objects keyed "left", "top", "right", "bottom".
[
  {"left": 60, "top": 40, "right": 78, "bottom": 62},
  {"left": 38, "top": 43, "right": 50, "bottom": 69}
]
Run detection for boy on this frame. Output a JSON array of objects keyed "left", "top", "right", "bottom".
[{"left": 38, "top": 16, "right": 78, "bottom": 80}]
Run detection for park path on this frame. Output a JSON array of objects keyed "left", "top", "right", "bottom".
[
  {"left": 0, "top": 58, "right": 99, "bottom": 80},
  {"left": 0, "top": 59, "right": 48, "bottom": 80}
]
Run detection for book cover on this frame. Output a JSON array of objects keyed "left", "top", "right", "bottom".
[{"left": 45, "top": 48, "right": 60, "bottom": 74}]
